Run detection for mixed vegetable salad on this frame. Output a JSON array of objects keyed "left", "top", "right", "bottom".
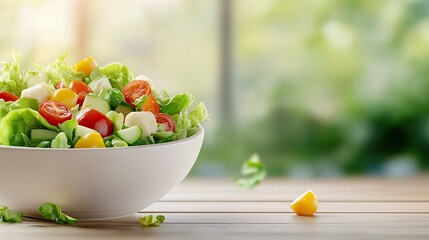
[{"left": 0, "top": 53, "right": 207, "bottom": 148}]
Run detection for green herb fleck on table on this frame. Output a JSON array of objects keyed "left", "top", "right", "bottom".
[
  {"left": 0, "top": 206, "right": 23, "bottom": 223},
  {"left": 139, "top": 215, "right": 165, "bottom": 227},
  {"left": 38, "top": 203, "right": 78, "bottom": 224},
  {"left": 234, "top": 153, "right": 267, "bottom": 190}
]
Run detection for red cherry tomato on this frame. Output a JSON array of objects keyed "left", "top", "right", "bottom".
[
  {"left": 39, "top": 100, "right": 72, "bottom": 127},
  {"left": 122, "top": 80, "right": 151, "bottom": 106},
  {"left": 0, "top": 91, "right": 19, "bottom": 102},
  {"left": 70, "top": 80, "right": 92, "bottom": 106},
  {"left": 142, "top": 94, "right": 160, "bottom": 115},
  {"left": 76, "top": 108, "right": 113, "bottom": 137},
  {"left": 156, "top": 113, "right": 176, "bottom": 132},
  {"left": 55, "top": 81, "right": 67, "bottom": 89}
]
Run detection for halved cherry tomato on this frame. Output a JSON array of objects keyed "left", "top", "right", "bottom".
[
  {"left": 74, "top": 57, "right": 97, "bottom": 75},
  {"left": 0, "top": 91, "right": 19, "bottom": 102},
  {"left": 76, "top": 108, "right": 113, "bottom": 137},
  {"left": 39, "top": 100, "right": 72, "bottom": 127},
  {"left": 142, "top": 94, "right": 160, "bottom": 115},
  {"left": 51, "top": 88, "right": 79, "bottom": 108},
  {"left": 70, "top": 80, "right": 92, "bottom": 106},
  {"left": 156, "top": 113, "right": 176, "bottom": 132},
  {"left": 122, "top": 80, "right": 151, "bottom": 106},
  {"left": 55, "top": 81, "right": 67, "bottom": 89}
]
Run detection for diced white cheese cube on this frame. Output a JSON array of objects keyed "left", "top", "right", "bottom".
[
  {"left": 124, "top": 111, "right": 157, "bottom": 137},
  {"left": 20, "top": 82, "right": 53, "bottom": 103}
]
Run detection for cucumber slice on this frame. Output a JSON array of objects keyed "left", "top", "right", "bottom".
[
  {"left": 115, "top": 126, "right": 142, "bottom": 144},
  {"left": 76, "top": 125, "right": 96, "bottom": 138},
  {"left": 106, "top": 111, "right": 124, "bottom": 132},
  {"left": 31, "top": 129, "right": 59, "bottom": 143},
  {"left": 82, "top": 94, "right": 110, "bottom": 114},
  {"left": 115, "top": 102, "right": 133, "bottom": 117}
]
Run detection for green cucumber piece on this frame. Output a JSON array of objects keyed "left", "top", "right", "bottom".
[
  {"left": 31, "top": 129, "right": 59, "bottom": 143},
  {"left": 115, "top": 126, "right": 142, "bottom": 144},
  {"left": 115, "top": 102, "right": 133, "bottom": 117},
  {"left": 76, "top": 125, "right": 96, "bottom": 138},
  {"left": 106, "top": 111, "right": 124, "bottom": 132},
  {"left": 82, "top": 94, "right": 110, "bottom": 114}
]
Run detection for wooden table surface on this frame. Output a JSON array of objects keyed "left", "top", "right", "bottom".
[{"left": 1, "top": 176, "right": 429, "bottom": 240}]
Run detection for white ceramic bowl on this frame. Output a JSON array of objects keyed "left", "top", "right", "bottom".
[{"left": 0, "top": 126, "right": 204, "bottom": 220}]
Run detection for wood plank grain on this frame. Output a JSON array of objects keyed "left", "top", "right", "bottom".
[
  {"left": 2, "top": 177, "right": 429, "bottom": 240},
  {"left": 142, "top": 201, "right": 429, "bottom": 213},
  {"left": 1, "top": 213, "right": 428, "bottom": 240},
  {"left": 160, "top": 177, "right": 429, "bottom": 202}
]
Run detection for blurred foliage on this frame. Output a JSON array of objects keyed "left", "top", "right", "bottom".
[{"left": 196, "top": 0, "right": 429, "bottom": 177}]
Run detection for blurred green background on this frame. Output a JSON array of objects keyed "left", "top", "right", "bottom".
[{"left": 1, "top": 0, "right": 429, "bottom": 177}]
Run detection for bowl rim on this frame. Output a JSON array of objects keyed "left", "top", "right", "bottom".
[{"left": 0, "top": 125, "right": 204, "bottom": 151}]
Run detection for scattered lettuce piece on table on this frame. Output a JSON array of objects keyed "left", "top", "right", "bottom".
[
  {"left": 139, "top": 215, "right": 165, "bottom": 227},
  {"left": 38, "top": 203, "right": 78, "bottom": 224},
  {"left": 0, "top": 206, "right": 23, "bottom": 223},
  {"left": 0, "top": 52, "right": 26, "bottom": 96},
  {"left": 0, "top": 109, "right": 57, "bottom": 146},
  {"left": 234, "top": 154, "right": 267, "bottom": 190}
]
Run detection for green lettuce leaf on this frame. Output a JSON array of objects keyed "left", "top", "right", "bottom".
[
  {"left": 100, "top": 62, "right": 134, "bottom": 90},
  {"left": 0, "top": 109, "right": 57, "bottom": 146},
  {"left": 234, "top": 154, "right": 266, "bottom": 190},
  {"left": 0, "top": 52, "right": 26, "bottom": 96},
  {"left": 58, "top": 119, "right": 78, "bottom": 143},
  {"left": 9, "top": 98, "right": 39, "bottom": 111},
  {"left": 51, "top": 132, "right": 70, "bottom": 148},
  {"left": 38, "top": 203, "right": 78, "bottom": 224},
  {"left": 172, "top": 112, "right": 192, "bottom": 132},
  {"left": 160, "top": 93, "right": 194, "bottom": 115},
  {"left": 0, "top": 206, "right": 23, "bottom": 223},
  {"left": 0, "top": 99, "right": 12, "bottom": 121},
  {"left": 152, "top": 89, "right": 170, "bottom": 105},
  {"left": 99, "top": 88, "right": 125, "bottom": 109},
  {"left": 134, "top": 95, "right": 148, "bottom": 111},
  {"left": 37, "top": 54, "right": 85, "bottom": 86},
  {"left": 139, "top": 215, "right": 165, "bottom": 227},
  {"left": 188, "top": 102, "right": 208, "bottom": 126}
]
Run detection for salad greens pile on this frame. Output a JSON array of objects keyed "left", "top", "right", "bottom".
[{"left": 0, "top": 53, "right": 208, "bottom": 148}]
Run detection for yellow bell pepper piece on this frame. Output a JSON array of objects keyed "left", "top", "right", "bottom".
[
  {"left": 74, "top": 132, "right": 105, "bottom": 148},
  {"left": 74, "top": 57, "right": 97, "bottom": 75},
  {"left": 290, "top": 190, "right": 318, "bottom": 216},
  {"left": 51, "top": 88, "right": 79, "bottom": 108}
]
